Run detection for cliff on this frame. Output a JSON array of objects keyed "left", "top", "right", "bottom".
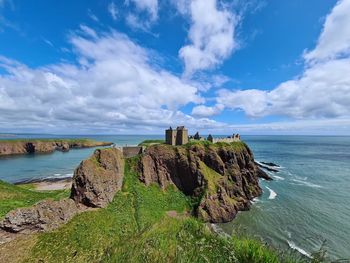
[
  {"left": 0, "top": 143, "right": 291, "bottom": 263},
  {"left": 0, "top": 139, "right": 113, "bottom": 156},
  {"left": 0, "top": 141, "right": 269, "bottom": 238},
  {"left": 139, "top": 141, "right": 271, "bottom": 223}
]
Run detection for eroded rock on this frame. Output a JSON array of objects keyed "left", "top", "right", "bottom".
[
  {"left": 0, "top": 199, "right": 80, "bottom": 234},
  {"left": 70, "top": 148, "right": 124, "bottom": 208}
]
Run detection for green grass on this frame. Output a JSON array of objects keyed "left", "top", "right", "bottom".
[
  {"left": 184, "top": 139, "right": 247, "bottom": 152},
  {"left": 199, "top": 161, "right": 221, "bottom": 194},
  {"left": 18, "top": 157, "right": 311, "bottom": 263},
  {"left": 138, "top": 139, "right": 165, "bottom": 147},
  {"left": 0, "top": 180, "right": 70, "bottom": 219}
]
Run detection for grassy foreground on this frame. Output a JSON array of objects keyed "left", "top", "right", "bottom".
[
  {"left": 0, "top": 157, "right": 305, "bottom": 263},
  {"left": 0, "top": 181, "right": 70, "bottom": 219}
]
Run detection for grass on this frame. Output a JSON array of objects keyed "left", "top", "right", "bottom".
[
  {"left": 199, "top": 161, "right": 221, "bottom": 194},
  {"left": 0, "top": 180, "right": 70, "bottom": 219},
  {"left": 11, "top": 157, "right": 311, "bottom": 263},
  {"left": 138, "top": 139, "right": 165, "bottom": 147},
  {"left": 184, "top": 139, "right": 247, "bottom": 152}
]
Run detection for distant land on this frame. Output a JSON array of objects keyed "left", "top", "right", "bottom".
[{"left": 0, "top": 139, "right": 113, "bottom": 157}]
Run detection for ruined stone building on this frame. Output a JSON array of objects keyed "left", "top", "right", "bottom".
[
  {"left": 207, "top": 134, "right": 241, "bottom": 143},
  {"left": 165, "top": 126, "right": 189, "bottom": 146}
]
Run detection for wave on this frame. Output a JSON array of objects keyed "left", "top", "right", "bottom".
[
  {"left": 273, "top": 175, "right": 285, "bottom": 181},
  {"left": 44, "top": 172, "right": 74, "bottom": 180},
  {"left": 287, "top": 240, "right": 311, "bottom": 258},
  {"left": 266, "top": 186, "right": 277, "bottom": 199},
  {"left": 251, "top": 197, "right": 260, "bottom": 204},
  {"left": 290, "top": 179, "right": 322, "bottom": 188}
]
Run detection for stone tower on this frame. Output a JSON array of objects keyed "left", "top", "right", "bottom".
[
  {"left": 165, "top": 126, "right": 188, "bottom": 145},
  {"left": 165, "top": 127, "right": 176, "bottom": 145},
  {"left": 176, "top": 126, "right": 188, "bottom": 145}
]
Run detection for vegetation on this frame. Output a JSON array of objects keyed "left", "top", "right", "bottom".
[
  {"left": 0, "top": 180, "right": 70, "bottom": 219},
  {"left": 184, "top": 139, "right": 247, "bottom": 152},
  {"left": 4, "top": 157, "right": 306, "bottom": 263},
  {"left": 138, "top": 139, "right": 164, "bottom": 147}
]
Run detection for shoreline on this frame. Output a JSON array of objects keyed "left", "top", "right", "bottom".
[{"left": 15, "top": 177, "right": 72, "bottom": 191}]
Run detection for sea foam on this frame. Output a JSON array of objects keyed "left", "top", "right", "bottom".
[
  {"left": 273, "top": 175, "right": 285, "bottom": 181},
  {"left": 266, "top": 186, "right": 277, "bottom": 199},
  {"left": 291, "top": 179, "right": 322, "bottom": 188},
  {"left": 287, "top": 240, "right": 311, "bottom": 258}
]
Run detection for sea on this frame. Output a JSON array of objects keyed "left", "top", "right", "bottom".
[{"left": 0, "top": 134, "right": 349, "bottom": 260}]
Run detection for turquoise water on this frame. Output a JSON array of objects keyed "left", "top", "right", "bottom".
[
  {"left": 0, "top": 135, "right": 349, "bottom": 259},
  {"left": 0, "top": 135, "right": 161, "bottom": 183}
]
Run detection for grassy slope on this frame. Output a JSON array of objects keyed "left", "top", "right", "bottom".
[
  {"left": 0, "top": 181, "right": 70, "bottom": 219},
  {"left": 21, "top": 157, "right": 305, "bottom": 263},
  {"left": 138, "top": 139, "right": 165, "bottom": 147}
]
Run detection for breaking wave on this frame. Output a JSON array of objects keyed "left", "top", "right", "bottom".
[
  {"left": 266, "top": 186, "right": 277, "bottom": 199},
  {"left": 287, "top": 240, "right": 311, "bottom": 258}
]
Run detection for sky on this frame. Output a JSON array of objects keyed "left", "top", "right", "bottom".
[{"left": 0, "top": 0, "right": 350, "bottom": 135}]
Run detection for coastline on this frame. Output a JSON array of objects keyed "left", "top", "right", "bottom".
[{"left": 15, "top": 177, "right": 72, "bottom": 191}]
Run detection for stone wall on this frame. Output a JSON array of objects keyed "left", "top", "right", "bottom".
[
  {"left": 211, "top": 137, "right": 240, "bottom": 143},
  {"left": 122, "top": 146, "right": 144, "bottom": 158}
]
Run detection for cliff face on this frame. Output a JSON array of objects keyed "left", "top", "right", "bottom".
[
  {"left": 139, "top": 142, "right": 270, "bottom": 223},
  {"left": 0, "top": 139, "right": 113, "bottom": 156},
  {"left": 71, "top": 148, "right": 124, "bottom": 208}
]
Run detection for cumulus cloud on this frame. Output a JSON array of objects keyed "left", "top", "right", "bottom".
[
  {"left": 304, "top": 0, "right": 350, "bottom": 63},
  {"left": 192, "top": 104, "right": 224, "bottom": 117},
  {"left": 216, "top": 0, "right": 350, "bottom": 120},
  {"left": 178, "top": 0, "right": 239, "bottom": 75},
  {"left": 0, "top": 28, "right": 223, "bottom": 133}
]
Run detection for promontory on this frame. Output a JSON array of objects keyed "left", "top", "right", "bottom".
[{"left": 0, "top": 139, "right": 113, "bottom": 156}]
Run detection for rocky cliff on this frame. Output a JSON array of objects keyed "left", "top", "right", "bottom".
[
  {"left": 139, "top": 142, "right": 270, "bottom": 223},
  {"left": 0, "top": 141, "right": 269, "bottom": 241},
  {"left": 0, "top": 139, "right": 113, "bottom": 156},
  {"left": 71, "top": 148, "right": 124, "bottom": 208}
]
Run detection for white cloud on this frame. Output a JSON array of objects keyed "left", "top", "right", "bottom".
[
  {"left": 304, "top": 0, "right": 350, "bottom": 63},
  {"left": 192, "top": 104, "right": 224, "bottom": 117},
  {"left": 126, "top": 0, "right": 158, "bottom": 22},
  {"left": 227, "top": 118, "right": 350, "bottom": 135},
  {"left": 79, "top": 24, "right": 98, "bottom": 39},
  {"left": 0, "top": 28, "right": 221, "bottom": 134},
  {"left": 216, "top": 0, "right": 350, "bottom": 120},
  {"left": 108, "top": 2, "right": 118, "bottom": 21},
  {"left": 178, "top": 0, "right": 239, "bottom": 75},
  {"left": 88, "top": 9, "right": 99, "bottom": 22},
  {"left": 125, "top": 13, "right": 150, "bottom": 32}
]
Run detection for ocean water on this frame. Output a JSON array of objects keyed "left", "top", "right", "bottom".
[{"left": 0, "top": 135, "right": 349, "bottom": 260}]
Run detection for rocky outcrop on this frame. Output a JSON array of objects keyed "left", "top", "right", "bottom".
[
  {"left": 71, "top": 148, "right": 124, "bottom": 208},
  {"left": 139, "top": 142, "right": 270, "bottom": 223},
  {"left": 0, "top": 199, "right": 80, "bottom": 234},
  {"left": 0, "top": 148, "right": 124, "bottom": 239},
  {"left": 0, "top": 139, "right": 113, "bottom": 156}
]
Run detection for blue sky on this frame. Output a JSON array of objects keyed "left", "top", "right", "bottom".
[{"left": 0, "top": 0, "right": 350, "bottom": 135}]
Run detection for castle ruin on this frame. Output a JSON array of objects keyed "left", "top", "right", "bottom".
[
  {"left": 165, "top": 126, "right": 189, "bottom": 146},
  {"left": 207, "top": 134, "right": 240, "bottom": 143}
]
